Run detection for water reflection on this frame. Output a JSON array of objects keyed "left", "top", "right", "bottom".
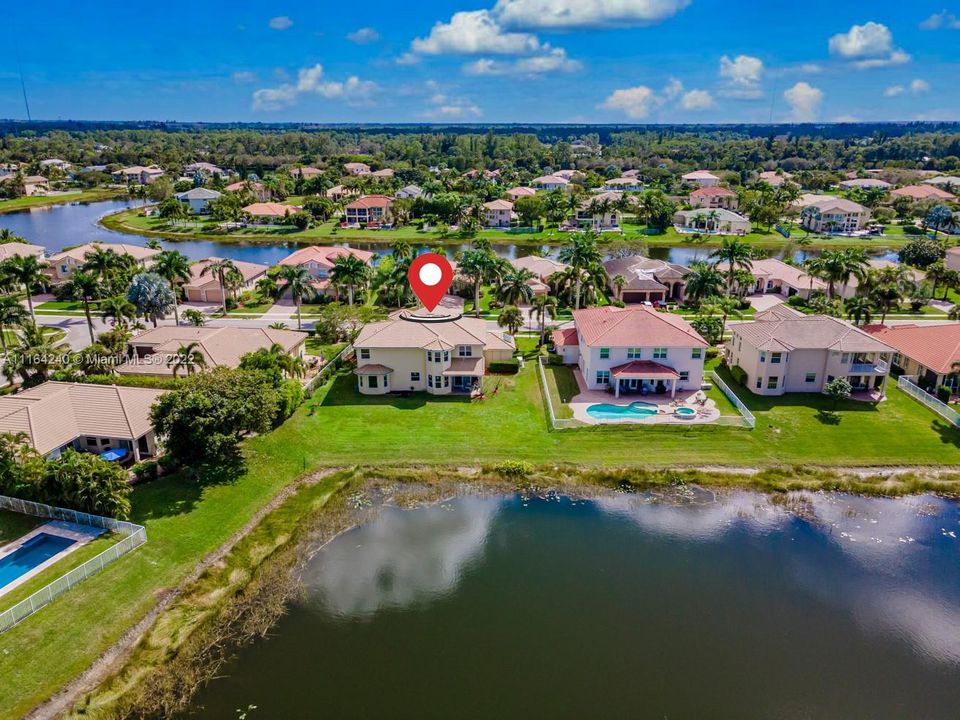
[{"left": 305, "top": 496, "right": 501, "bottom": 618}]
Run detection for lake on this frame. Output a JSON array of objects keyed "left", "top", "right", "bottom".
[
  {"left": 0, "top": 200, "right": 900, "bottom": 267},
  {"left": 185, "top": 489, "right": 960, "bottom": 719}
]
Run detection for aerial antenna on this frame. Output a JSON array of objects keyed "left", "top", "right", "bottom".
[{"left": 14, "top": 37, "right": 31, "bottom": 121}]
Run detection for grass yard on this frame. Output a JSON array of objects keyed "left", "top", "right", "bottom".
[
  {"left": 0, "top": 510, "right": 39, "bottom": 545},
  {"left": 543, "top": 363, "right": 579, "bottom": 419}
]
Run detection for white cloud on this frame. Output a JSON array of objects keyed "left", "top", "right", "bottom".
[
  {"left": 232, "top": 71, "right": 257, "bottom": 84},
  {"left": 783, "top": 81, "right": 823, "bottom": 122},
  {"left": 268, "top": 16, "right": 293, "bottom": 31},
  {"left": 884, "top": 84, "right": 905, "bottom": 97},
  {"left": 463, "top": 48, "right": 581, "bottom": 77},
  {"left": 718, "top": 54, "right": 764, "bottom": 98},
  {"left": 347, "top": 27, "right": 380, "bottom": 44},
  {"left": 395, "top": 52, "right": 421, "bottom": 66},
  {"left": 911, "top": 78, "right": 931, "bottom": 93},
  {"left": 828, "top": 22, "right": 911, "bottom": 69},
  {"left": 253, "top": 64, "right": 378, "bottom": 111},
  {"left": 601, "top": 85, "right": 659, "bottom": 119},
  {"left": 920, "top": 10, "right": 960, "bottom": 30},
  {"left": 662, "top": 78, "right": 684, "bottom": 100},
  {"left": 493, "top": 0, "right": 691, "bottom": 30},
  {"left": 422, "top": 92, "right": 483, "bottom": 119},
  {"left": 884, "top": 79, "right": 930, "bottom": 98},
  {"left": 411, "top": 10, "right": 542, "bottom": 55},
  {"left": 681, "top": 89, "right": 715, "bottom": 111}
]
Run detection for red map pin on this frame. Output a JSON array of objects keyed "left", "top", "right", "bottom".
[{"left": 408, "top": 253, "right": 453, "bottom": 312}]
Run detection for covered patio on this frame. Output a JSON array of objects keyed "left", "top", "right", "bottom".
[
  {"left": 609, "top": 360, "right": 680, "bottom": 398},
  {"left": 442, "top": 357, "right": 485, "bottom": 393}
]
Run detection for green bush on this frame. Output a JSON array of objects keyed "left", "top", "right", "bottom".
[
  {"left": 936, "top": 385, "right": 952, "bottom": 403},
  {"left": 493, "top": 460, "right": 533, "bottom": 478},
  {"left": 131, "top": 460, "right": 159, "bottom": 482},
  {"left": 902, "top": 225, "right": 924, "bottom": 235},
  {"left": 786, "top": 295, "right": 808, "bottom": 308},
  {"left": 489, "top": 359, "right": 520, "bottom": 374},
  {"left": 276, "top": 379, "right": 305, "bottom": 423},
  {"left": 705, "top": 346, "right": 720, "bottom": 359},
  {"left": 729, "top": 365, "right": 748, "bottom": 386},
  {"left": 58, "top": 373, "right": 183, "bottom": 390}
]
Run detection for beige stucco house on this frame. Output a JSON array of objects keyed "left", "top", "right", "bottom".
[
  {"left": 556, "top": 306, "right": 708, "bottom": 398},
  {"left": 865, "top": 323, "right": 960, "bottom": 395},
  {"left": 509, "top": 255, "right": 569, "bottom": 296},
  {"left": 0, "top": 382, "right": 163, "bottom": 461},
  {"left": 715, "top": 257, "right": 828, "bottom": 300},
  {"left": 278, "top": 246, "right": 375, "bottom": 298},
  {"left": 483, "top": 199, "right": 514, "bottom": 228},
  {"left": 45, "top": 243, "right": 160, "bottom": 283},
  {"left": 689, "top": 186, "right": 739, "bottom": 210},
  {"left": 182, "top": 257, "right": 269, "bottom": 303},
  {"left": 727, "top": 305, "right": 894, "bottom": 397},
  {"left": 673, "top": 208, "right": 751, "bottom": 234},
  {"left": 799, "top": 197, "right": 869, "bottom": 233},
  {"left": 681, "top": 170, "right": 720, "bottom": 187},
  {"left": 603, "top": 255, "right": 689, "bottom": 304},
  {"left": 352, "top": 312, "right": 516, "bottom": 395}
]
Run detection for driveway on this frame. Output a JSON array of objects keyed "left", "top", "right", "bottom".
[{"left": 745, "top": 293, "right": 786, "bottom": 311}]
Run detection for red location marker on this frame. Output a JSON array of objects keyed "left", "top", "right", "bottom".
[{"left": 408, "top": 253, "right": 453, "bottom": 312}]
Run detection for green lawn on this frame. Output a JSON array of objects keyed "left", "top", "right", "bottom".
[
  {"left": 0, "top": 188, "right": 125, "bottom": 215},
  {"left": 0, "top": 510, "right": 38, "bottom": 545},
  {"left": 543, "top": 363, "right": 579, "bottom": 419},
  {"left": 305, "top": 338, "right": 347, "bottom": 359}
]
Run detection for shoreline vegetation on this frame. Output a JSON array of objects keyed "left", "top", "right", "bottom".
[
  {"left": 0, "top": 189, "right": 126, "bottom": 215},
  {"left": 46, "top": 465, "right": 960, "bottom": 719},
  {"left": 98, "top": 206, "right": 913, "bottom": 251}
]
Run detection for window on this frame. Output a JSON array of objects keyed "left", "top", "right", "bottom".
[
  {"left": 426, "top": 350, "right": 433, "bottom": 362},
  {"left": 691, "top": 348, "right": 702, "bottom": 359},
  {"left": 805, "top": 373, "right": 816, "bottom": 384},
  {"left": 596, "top": 370, "right": 610, "bottom": 385},
  {"left": 458, "top": 346, "right": 473, "bottom": 357},
  {"left": 653, "top": 347, "right": 667, "bottom": 360},
  {"left": 359, "top": 348, "right": 370, "bottom": 360},
  {"left": 841, "top": 353, "right": 850, "bottom": 364},
  {"left": 756, "top": 378, "right": 762, "bottom": 389},
  {"left": 679, "top": 371, "right": 690, "bottom": 382},
  {"left": 627, "top": 347, "right": 642, "bottom": 359},
  {"left": 443, "top": 350, "right": 450, "bottom": 362},
  {"left": 443, "top": 376, "right": 449, "bottom": 388},
  {"left": 86, "top": 437, "right": 97, "bottom": 446},
  {"left": 368, "top": 376, "right": 378, "bottom": 389},
  {"left": 767, "top": 376, "right": 779, "bottom": 390},
  {"left": 410, "top": 372, "right": 420, "bottom": 382},
  {"left": 428, "top": 375, "right": 433, "bottom": 388},
  {"left": 435, "top": 375, "right": 441, "bottom": 387},
  {"left": 771, "top": 352, "right": 782, "bottom": 364},
  {"left": 759, "top": 351, "right": 766, "bottom": 363},
  {"left": 599, "top": 348, "right": 610, "bottom": 359}
]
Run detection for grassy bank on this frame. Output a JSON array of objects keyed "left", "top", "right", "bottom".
[
  {"left": 0, "top": 188, "right": 126, "bottom": 215},
  {"left": 99, "top": 207, "right": 911, "bottom": 251}
]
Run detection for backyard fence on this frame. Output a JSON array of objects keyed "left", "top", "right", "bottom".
[
  {"left": 0, "top": 496, "right": 147, "bottom": 633},
  {"left": 305, "top": 344, "right": 354, "bottom": 393},
  {"left": 536, "top": 356, "right": 584, "bottom": 430},
  {"left": 706, "top": 371, "right": 756, "bottom": 429},
  {"left": 897, "top": 376, "right": 960, "bottom": 428}
]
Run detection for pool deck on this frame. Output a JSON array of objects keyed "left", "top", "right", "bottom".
[
  {"left": 0, "top": 521, "right": 106, "bottom": 599},
  {"left": 568, "top": 368, "right": 721, "bottom": 425}
]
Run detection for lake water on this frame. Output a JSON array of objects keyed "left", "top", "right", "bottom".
[
  {"left": 186, "top": 490, "right": 960, "bottom": 720},
  {"left": 0, "top": 200, "right": 900, "bottom": 266}
]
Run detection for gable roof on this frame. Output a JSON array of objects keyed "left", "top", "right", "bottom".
[
  {"left": 572, "top": 306, "right": 707, "bottom": 348},
  {"left": 691, "top": 186, "right": 737, "bottom": 198},
  {"left": 175, "top": 187, "right": 222, "bottom": 200},
  {"left": 838, "top": 178, "right": 891, "bottom": 189},
  {"left": 345, "top": 195, "right": 392, "bottom": 209},
  {"left": 354, "top": 314, "right": 515, "bottom": 352},
  {"left": 863, "top": 323, "right": 960, "bottom": 375},
  {"left": 483, "top": 199, "right": 513, "bottom": 211},
  {"left": 890, "top": 184, "right": 956, "bottom": 201},
  {"left": 278, "top": 245, "right": 374, "bottom": 269},
  {"left": 0, "top": 382, "right": 163, "bottom": 455},
  {"left": 682, "top": 170, "right": 719, "bottom": 180},
  {"left": 243, "top": 202, "right": 298, "bottom": 216},
  {"left": 184, "top": 257, "right": 269, "bottom": 291},
  {"left": 507, "top": 186, "right": 536, "bottom": 197},
  {"left": 732, "top": 314, "right": 893, "bottom": 353},
  {"left": 603, "top": 255, "right": 688, "bottom": 291},
  {"left": 0, "top": 242, "right": 45, "bottom": 262},
  {"left": 807, "top": 196, "right": 868, "bottom": 214},
  {"left": 531, "top": 175, "right": 569, "bottom": 185},
  {"left": 510, "top": 255, "right": 569, "bottom": 279},
  {"left": 48, "top": 242, "right": 160, "bottom": 264},
  {"left": 715, "top": 257, "right": 827, "bottom": 291}
]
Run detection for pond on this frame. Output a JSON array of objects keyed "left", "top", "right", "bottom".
[
  {"left": 185, "top": 489, "right": 960, "bottom": 719},
  {"left": 0, "top": 200, "right": 900, "bottom": 267}
]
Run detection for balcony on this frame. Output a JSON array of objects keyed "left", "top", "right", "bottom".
[{"left": 850, "top": 360, "right": 888, "bottom": 374}]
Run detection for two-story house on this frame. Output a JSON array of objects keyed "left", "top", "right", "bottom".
[
  {"left": 352, "top": 311, "right": 516, "bottom": 395},
  {"left": 799, "top": 197, "right": 870, "bottom": 233},
  {"left": 689, "top": 186, "right": 739, "bottom": 210},
  {"left": 278, "top": 246, "right": 375, "bottom": 298},
  {"left": 344, "top": 195, "right": 393, "bottom": 226},
  {"left": 556, "top": 306, "right": 708, "bottom": 398},
  {"left": 727, "top": 305, "right": 894, "bottom": 398},
  {"left": 45, "top": 243, "right": 160, "bottom": 284},
  {"left": 182, "top": 257, "right": 269, "bottom": 303},
  {"left": 575, "top": 192, "right": 623, "bottom": 231},
  {"left": 603, "top": 256, "right": 689, "bottom": 303},
  {"left": 483, "top": 199, "right": 515, "bottom": 228}
]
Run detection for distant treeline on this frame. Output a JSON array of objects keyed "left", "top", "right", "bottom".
[{"left": 2, "top": 122, "right": 960, "bottom": 177}]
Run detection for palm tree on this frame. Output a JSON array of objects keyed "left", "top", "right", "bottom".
[
  {"left": 82, "top": 246, "right": 123, "bottom": 293},
  {"left": 3, "top": 323, "right": 69, "bottom": 385},
  {"left": 926, "top": 205, "right": 953, "bottom": 237},
  {"left": 200, "top": 258, "right": 238, "bottom": 316},
  {"left": 64, "top": 269, "right": 101, "bottom": 344},
  {"left": 844, "top": 295, "right": 873, "bottom": 326},
  {"left": 329, "top": 254, "right": 370, "bottom": 306},
  {"left": 167, "top": 341, "right": 207, "bottom": 378},
  {"left": 530, "top": 294, "right": 557, "bottom": 345},
  {"left": 278, "top": 265, "right": 313, "bottom": 330},
  {"left": 152, "top": 250, "right": 192, "bottom": 325},
  {"left": 0, "top": 295, "right": 28, "bottom": 353},
  {"left": 3, "top": 255, "right": 48, "bottom": 322},
  {"left": 390, "top": 239, "right": 414, "bottom": 262},
  {"left": 800, "top": 206, "right": 821, "bottom": 237},
  {"left": 256, "top": 276, "right": 279, "bottom": 301},
  {"left": 100, "top": 296, "right": 137, "bottom": 329},
  {"left": 183, "top": 308, "right": 206, "bottom": 327},
  {"left": 458, "top": 249, "right": 494, "bottom": 317},
  {"left": 498, "top": 305, "right": 524, "bottom": 336},
  {"left": 496, "top": 268, "right": 536, "bottom": 306},
  {"left": 611, "top": 274, "right": 627, "bottom": 300},
  {"left": 709, "top": 238, "right": 753, "bottom": 295},
  {"left": 683, "top": 261, "right": 724, "bottom": 305},
  {"left": 557, "top": 233, "right": 604, "bottom": 310}
]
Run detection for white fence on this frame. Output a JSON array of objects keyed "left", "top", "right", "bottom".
[
  {"left": 305, "top": 344, "right": 353, "bottom": 392},
  {"left": 897, "top": 376, "right": 960, "bottom": 427},
  {"left": 536, "top": 356, "right": 584, "bottom": 429},
  {"left": 0, "top": 496, "right": 147, "bottom": 633},
  {"left": 707, "top": 371, "right": 756, "bottom": 429}
]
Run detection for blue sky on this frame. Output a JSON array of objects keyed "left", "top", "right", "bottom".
[{"left": 2, "top": 1, "right": 959, "bottom": 123}]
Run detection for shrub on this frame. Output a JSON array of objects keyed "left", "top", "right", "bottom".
[
  {"left": 705, "top": 346, "right": 720, "bottom": 359},
  {"left": 131, "top": 460, "right": 159, "bottom": 482},
  {"left": 786, "top": 295, "right": 808, "bottom": 308},
  {"left": 729, "top": 365, "right": 748, "bottom": 386},
  {"left": 936, "top": 385, "right": 952, "bottom": 403},
  {"left": 489, "top": 359, "right": 520, "bottom": 374},
  {"left": 610, "top": 299, "right": 625, "bottom": 308},
  {"left": 493, "top": 460, "right": 533, "bottom": 478},
  {"left": 901, "top": 225, "right": 924, "bottom": 236},
  {"left": 276, "top": 379, "right": 305, "bottom": 424}
]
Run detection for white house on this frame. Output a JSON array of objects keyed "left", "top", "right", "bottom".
[
  {"left": 574, "top": 191, "right": 623, "bottom": 231},
  {"left": 673, "top": 208, "right": 751, "bottom": 234},
  {"left": 557, "top": 306, "right": 708, "bottom": 398},
  {"left": 800, "top": 197, "right": 869, "bottom": 233},
  {"left": 344, "top": 162, "right": 371, "bottom": 175},
  {"left": 175, "top": 187, "right": 221, "bottom": 214},
  {"left": 602, "top": 177, "right": 643, "bottom": 192},
  {"left": 531, "top": 175, "right": 569, "bottom": 191},
  {"left": 681, "top": 170, "right": 720, "bottom": 187},
  {"left": 483, "top": 199, "right": 514, "bottom": 228},
  {"left": 395, "top": 184, "right": 424, "bottom": 199}
]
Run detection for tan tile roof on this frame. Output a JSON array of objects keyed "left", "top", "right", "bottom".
[
  {"left": 838, "top": 178, "right": 891, "bottom": 189},
  {"left": 0, "top": 382, "right": 163, "bottom": 455},
  {"left": 0, "top": 242, "right": 45, "bottom": 262},
  {"left": 225, "top": 180, "right": 266, "bottom": 192},
  {"left": 278, "top": 245, "right": 374, "bottom": 269},
  {"left": 572, "top": 306, "right": 707, "bottom": 347},
  {"left": 682, "top": 170, "right": 719, "bottom": 180},
  {"left": 118, "top": 326, "right": 306, "bottom": 376},
  {"left": 890, "top": 185, "right": 956, "bottom": 201},
  {"left": 243, "top": 202, "right": 299, "bottom": 217},
  {"left": 715, "top": 257, "right": 826, "bottom": 292},
  {"left": 354, "top": 363, "right": 394, "bottom": 375},
  {"left": 603, "top": 255, "right": 688, "bottom": 291},
  {"left": 183, "top": 257, "right": 269, "bottom": 292},
  {"left": 531, "top": 175, "right": 569, "bottom": 185},
  {"left": 48, "top": 242, "right": 160, "bottom": 264},
  {"left": 483, "top": 199, "right": 513, "bottom": 211},
  {"left": 345, "top": 195, "right": 392, "bottom": 209},
  {"left": 864, "top": 323, "right": 960, "bottom": 375},
  {"left": 443, "top": 357, "right": 484, "bottom": 375},
  {"left": 511, "top": 255, "right": 569, "bottom": 280},
  {"left": 506, "top": 186, "right": 536, "bottom": 197},
  {"left": 354, "top": 315, "right": 515, "bottom": 352},
  {"left": 733, "top": 314, "right": 893, "bottom": 353}
]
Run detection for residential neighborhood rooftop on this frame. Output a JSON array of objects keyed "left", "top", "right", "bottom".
[
  {"left": 864, "top": 324, "right": 960, "bottom": 375},
  {"left": 572, "top": 306, "right": 707, "bottom": 348},
  {"left": 733, "top": 310, "right": 893, "bottom": 353}
]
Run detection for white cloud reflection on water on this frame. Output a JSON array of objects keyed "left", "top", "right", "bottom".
[{"left": 302, "top": 495, "right": 503, "bottom": 619}]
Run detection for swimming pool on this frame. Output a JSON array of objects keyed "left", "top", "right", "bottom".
[
  {"left": 0, "top": 533, "right": 77, "bottom": 590},
  {"left": 586, "top": 401, "right": 658, "bottom": 421}
]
